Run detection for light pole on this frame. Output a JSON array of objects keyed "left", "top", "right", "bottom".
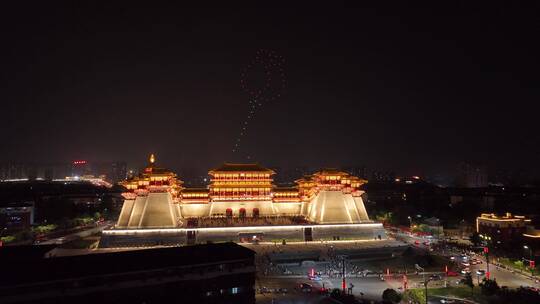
[
  {"left": 524, "top": 245, "right": 534, "bottom": 276},
  {"left": 407, "top": 216, "right": 412, "bottom": 231},
  {"left": 338, "top": 255, "right": 348, "bottom": 294},
  {"left": 480, "top": 234, "right": 491, "bottom": 279},
  {"left": 416, "top": 264, "right": 428, "bottom": 304}
]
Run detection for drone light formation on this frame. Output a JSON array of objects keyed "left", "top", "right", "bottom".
[{"left": 233, "top": 49, "right": 286, "bottom": 156}]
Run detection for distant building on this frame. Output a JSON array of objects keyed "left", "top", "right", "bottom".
[
  {"left": 73, "top": 160, "right": 128, "bottom": 183},
  {"left": 457, "top": 163, "right": 488, "bottom": 188},
  {"left": 0, "top": 201, "right": 34, "bottom": 231},
  {"left": 0, "top": 161, "right": 127, "bottom": 183},
  {"left": 71, "top": 160, "right": 91, "bottom": 177},
  {"left": 523, "top": 229, "right": 540, "bottom": 261},
  {"left": 371, "top": 170, "right": 396, "bottom": 182},
  {"left": 476, "top": 213, "right": 531, "bottom": 247},
  {"left": 110, "top": 161, "right": 127, "bottom": 183},
  {"left": 363, "top": 176, "right": 441, "bottom": 205},
  {"left": 0, "top": 180, "right": 123, "bottom": 225},
  {"left": 0, "top": 243, "right": 256, "bottom": 304},
  {"left": 343, "top": 166, "right": 367, "bottom": 179}
]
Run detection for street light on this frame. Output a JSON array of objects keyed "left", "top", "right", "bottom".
[
  {"left": 524, "top": 245, "right": 534, "bottom": 276},
  {"left": 415, "top": 264, "right": 428, "bottom": 304},
  {"left": 407, "top": 216, "right": 412, "bottom": 230},
  {"left": 338, "top": 255, "right": 348, "bottom": 294}
]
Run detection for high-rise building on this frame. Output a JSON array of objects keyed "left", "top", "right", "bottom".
[
  {"left": 71, "top": 160, "right": 91, "bottom": 177},
  {"left": 110, "top": 161, "right": 127, "bottom": 183},
  {"left": 457, "top": 163, "right": 488, "bottom": 188}
]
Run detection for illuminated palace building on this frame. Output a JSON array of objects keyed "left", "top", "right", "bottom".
[{"left": 100, "top": 155, "right": 385, "bottom": 247}]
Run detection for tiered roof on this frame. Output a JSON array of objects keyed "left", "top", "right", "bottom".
[{"left": 209, "top": 163, "right": 275, "bottom": 174}]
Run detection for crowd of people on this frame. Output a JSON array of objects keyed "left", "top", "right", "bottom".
[
  {"left": 323, "top": 246, "right": 371, "bottom": 278},
  {"left": 184, "top": 215, "right": 310, "bottom": 228},
  {"left": 254, "top": 244, "right": 290, "bottom": 276},
  {"left": 251, "top": 242, "right": 378, "bottom": 278}
]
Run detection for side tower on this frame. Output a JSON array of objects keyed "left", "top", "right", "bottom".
[
  {"left": 116, "top": 154, "right": 183, "bottom": 228},
  {"left": 299, "top": 169, "right": 369, "bottom": 224}
]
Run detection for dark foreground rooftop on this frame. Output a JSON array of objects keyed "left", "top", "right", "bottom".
[{"left": 0, "top": 242, "right": 254, "bottom": 287}]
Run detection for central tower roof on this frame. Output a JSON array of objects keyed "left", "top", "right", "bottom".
[{"left": 209, "top": 163, "right": 275, "bottom": 174}]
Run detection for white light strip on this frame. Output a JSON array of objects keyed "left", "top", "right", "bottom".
[{"left": 103, "top": 222, "right": 383, "bottom": 235}]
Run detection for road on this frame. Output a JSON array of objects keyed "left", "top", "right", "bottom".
[
  {"left": 253, "top": 242, "right": 539, "bottom": 303},
  {"left": 40, "top": 222, "right": 111, "bottom": 245},
  {"left": 256, "top": 272, "right": 457, "bottom": 303},
  {"left": 468, "top": 255, "right": 538, "bottom": 288},
  {"left": 255, "top": 277, "right": 326, "bottom": 304},
  {"left": 428, "top": 296, "right": 469, "bottom": 304},
  {"left": 395, "top": 230, "right": 539, "bottom": 289}
]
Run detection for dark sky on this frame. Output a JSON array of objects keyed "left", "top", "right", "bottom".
[{"left": 1, "top": 3, "right": 539, "bottom": 177}]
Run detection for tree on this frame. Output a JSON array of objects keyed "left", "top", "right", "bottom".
[
  {"left": 470, "top": 232, "right": 481, "bottom": 247},
  {"left": 479, "top": 278, "right": 500, "bottom": 296},
  {"left": 382, "top": 288, "right": 402, "bottom": 304},
  {"left": 0, "top": 235, "right": 16, "bottom": 243},
  {"left": 377, "top": 212, "right": 396, "bottom": 225},
  {"left": 412, "top": 224, "right": 434, "bottom": 234},
  {"left": 461, "top": 272, "right": 474, "bottom": 296},
  {"left": 514, "top": 260, "right": 524, "bottom": 270},
  {"left": 415, "top": 252, "right": 435, "bottom": 268},
  {"left": 330, "top": 288, "right": 341, "bottom": 298}
]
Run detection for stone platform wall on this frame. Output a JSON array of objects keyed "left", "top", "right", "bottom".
[{"left": 100, "top": 223, "right": 386, "bottom": 248}]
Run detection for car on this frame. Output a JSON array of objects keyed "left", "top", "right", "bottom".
[
  {"left": 476, "top": 270, "right": 486, "bottom": 276},
  {"left": 308, "top": 274, "right": 322, "bottom": 281},
  {"left": 461, "top": 268, "right": 470, "bottom": 274},
  {"left": 415, "top": 240, "right": 420, "bottom": 245},
  {"left": 440, "top": 299, "right": 456, "bottom": 303},
  {"left": 317, "top": 287, "right": 330, "bottom": 295},
  {"left": 299, "top": 283, "right": 313, "bottom": 293},
  {"left": 450, "top": 256, "right": 456, "bottom": 261},
  {"left": 524, "top": 286, "right": 539, "bottom": 293}
]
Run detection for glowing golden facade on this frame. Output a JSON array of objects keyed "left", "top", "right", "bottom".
[
  {"left": 117, "top": 156, "right": 370, "bottom": 228},
  {"left": 209, "top": 163, "right": 274, "bottom": 201}
]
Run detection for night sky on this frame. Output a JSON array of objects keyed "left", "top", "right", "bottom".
[{"left": 1, "top": 3, "right": 539, "bottom": 178}]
